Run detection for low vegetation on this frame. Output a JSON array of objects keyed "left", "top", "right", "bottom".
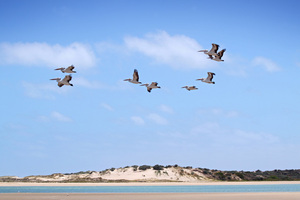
[{"left": 1, "top": 165, "right": 300, "bottom": 183}]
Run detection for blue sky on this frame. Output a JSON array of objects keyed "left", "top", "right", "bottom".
[{"left": 1, "top": 0, "right": 300, "bottom": 177}]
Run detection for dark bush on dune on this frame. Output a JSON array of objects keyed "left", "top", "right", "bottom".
[{"left": 153, "top": 165, "right": 164, "bottom": 170}]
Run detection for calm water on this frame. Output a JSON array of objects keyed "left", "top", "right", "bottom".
[{"left": 1, "top": 184, "right": 300, "bottom": 193}]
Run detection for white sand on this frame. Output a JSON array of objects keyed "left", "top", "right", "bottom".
[{"left": 1, "top": 181, "right": 300, "bottom": 186}]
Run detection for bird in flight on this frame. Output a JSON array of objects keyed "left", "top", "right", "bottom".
[
  {"left": 140, "top": 82, "right": 161, "bottom": 93},
  {"left": 182, "top": 86, "right": 198, "bottom": 91},
  {"left": 124, "top": 69, "right": 142, "bottom": 84},
  {"left": 55, "top": 65, "right": 77, "bottom": 73},
  {"left": 196, "top": 72, "right": 216, "bottom": 84},
  {"left": 50, "top": 75, "right": 73, "bottom": 87}
]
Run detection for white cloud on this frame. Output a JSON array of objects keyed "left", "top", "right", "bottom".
[
  {"left": 22, "top": 82, "right": 69, "bottom": 99},
  {"left": 37, "top": 112, "right": 72, "bottom": 123},
  {"left": 124, "top": 31, "right": 216, "bottom": 69},
  {"left": 74, "top": 77, "right": 105, "bottom": 89},
  {"left": 0, "top": 42, "right": 96, "bottom": 68},
  {"left": 191, "top": 122, "right": 223, "bottom": 136},
  {"left": 191, "top": 122, "right": 278, "bottom": 145},
  {"left": 234, "top": 129, "right": 279, "bottom": 144},
  {"left": 131, "top": 116, "right": 145, "bottom": 125},
  {"left": 159, "top": 104, "right": 174, "bottom": 114},
  {"left": 198, "top": 108, "right": 239, "bottom": 118},
  {"left": 253, "top": 56, "right": 281, "bottom": 72},
  {"left": 36, "top": 115, "right": 50, "bottom": 122},
  {"left": 51, "top": 111, "right": 72, "bottom": 122},
  {"left": 147, "top": 113, "right": 168, "bottom": 125},
  {"left": 101, "top": 103, "right": 114, "bottom": 111}
]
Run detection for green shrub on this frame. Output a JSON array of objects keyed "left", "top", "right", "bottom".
[
  {"left": 153, "top": 165, "right": 164, "bottom": 170},
  {"left": 235, "top": 172, "right": 244, "bottom": 179},
  {"left": 132, "top": 165, "right": 138, "bottom": 171},
  {"left": 139, "top": 165, "right": 151, "bottom": 171}
]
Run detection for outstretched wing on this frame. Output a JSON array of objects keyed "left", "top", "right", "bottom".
[
  {"left": 67, "top": 65, "right": 75, "bottom": 71},
  {"left": 150, "top": 82, "right": 158, "bottom": 87},
  {"left": 133, "top": 69, "right": 139, "bottom": 82},
  {"left": 218, "top": 49, "right": 226, "bottom": 58},
  {"left": 211, "top": 43, "right": 219, "bottom": 53},
  {"left": 63, "top": 75, "right": 72, "bottom": 82},
  {"left": 207, "top": 72, "right": 215, "bottom": 81}
]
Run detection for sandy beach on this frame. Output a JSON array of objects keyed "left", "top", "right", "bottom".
[
  {"left": 1, "top": 181, "right": 300, "bottom": 186},
  {"left": 1, "top": 193, "right": 300, "bottom": 200}
]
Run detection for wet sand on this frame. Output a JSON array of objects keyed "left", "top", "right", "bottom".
[{"left": 1, "top": 193, "right": 300, "bottom": 200}]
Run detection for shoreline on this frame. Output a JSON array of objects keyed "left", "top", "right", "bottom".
[
  {"left": 1, "top": 193, "right": 300, "bottom": 200},
  {"left": 1, "top": 181, "right": 300, "bottom": 186}
]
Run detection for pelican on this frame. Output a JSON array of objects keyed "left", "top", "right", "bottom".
[
  {"left": 124, "top": 69, "right": 141, "bottom": 84},
  {"left": 55, "top": 65, "right": 76, "bottom": 73},
  {"left": 182, "top": 86, "right": 198, "bottom": 91},
  {"left": 50, "top": 75, "right": 73, "bottom": 87},
  {"left": 140, "top": 82, "right": 161, "bottom": 93},
  {"left": 212, "top": 49, "right": 226, "bottom": 62},
  {"left": 198, "top": 43, "right": 219, "bottom": 59},
  {"left": 196, "top": 72, "right": 215, "bottom": 84}
]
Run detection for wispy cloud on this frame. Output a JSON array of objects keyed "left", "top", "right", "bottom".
[
  {"left": 198, "top": 108, "right": 239, "bottom": 118},
  {"left": 0, "top": 42, "right": 96, "bottom": 68},
  {"left": 253, "top": 56, "right": 281, "bottom": 72},
  {"left": 191, "top": 122, "right": 278, "bottom": 145},
  {"left": 131, "top": 116, "right": 145, "bottom": 125},
  {"left": 147, "top": 113, "right": 168, "bottom": 125},
  {"left": 74, "top": 77, "right": 105, "bottom": 89},
  {"left": 101, "top": 103, "right": 114, "bottom": 111},
  {"left": 51, "top": 111, "right": 72, "bottom": 122},
  {"left": 22, "top": 82, "right": 69, "bottom": 99},
  {"left": 159, "top": 104, "right": 174, "bottom": 114},
  {"left": 234, "top": 129, "right": 279, "bottom": 144},
  {"left": 124, "top": 31, "right": 216, "bottom": 69},
  {"left": 38, "top": 111, "right": 73, "bottom": 123},
  {"left": 74, "top": 78, "right": 133, "bottom": 91}
]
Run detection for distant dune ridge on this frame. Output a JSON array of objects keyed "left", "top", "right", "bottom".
[{"left": 1, "top": 165, "right": 300, "bottom": 183}]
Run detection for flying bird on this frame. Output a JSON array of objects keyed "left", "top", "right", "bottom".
[
  {"left": 140, "top": 82, "right": 161, "bottom": 93},
  {"left": 198, "top": 43, "right": 219, "bottom": 59},
  {"left": 124, "top": 69, "right": 142, "bottom": 84},
  {"left": 182, "top": 86, "right": 198, "bottom": 91},
  {"left": 55, "top": 65, "right": 76, "bottom": 73},
  {"left": 212, "top": 49, "right": 226, "bottom": 62},
  {"left": 196, "top": 72, "right": 216, "bottom": 84},
  {"left": 50, "top": 75, "right": 73, "bottom": 87}
]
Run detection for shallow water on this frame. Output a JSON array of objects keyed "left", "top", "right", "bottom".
[{"left": 1, "top": 184, "right": 300, "bottom": 193}]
